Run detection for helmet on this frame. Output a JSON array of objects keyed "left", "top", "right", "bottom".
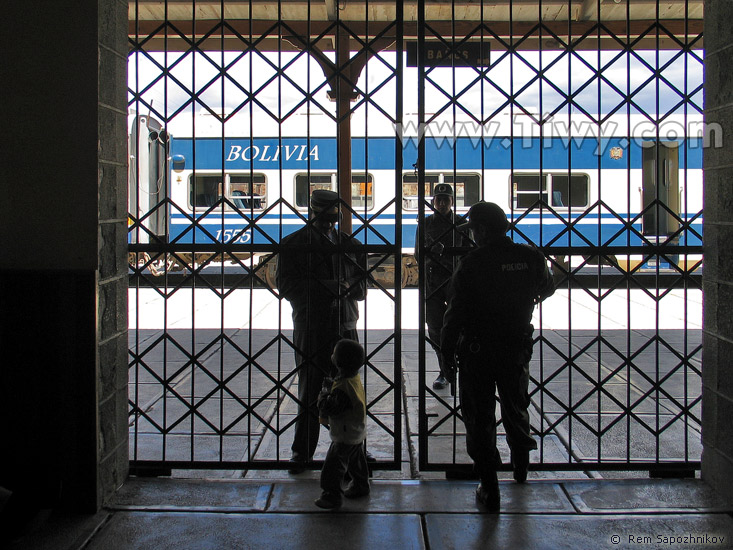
[{"left": 459, "top": 202, "right": 508, "bottom": 234}]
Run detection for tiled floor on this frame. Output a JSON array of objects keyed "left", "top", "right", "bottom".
[{"left": 8, "top": 477, "right": 732, "bottom": 550}]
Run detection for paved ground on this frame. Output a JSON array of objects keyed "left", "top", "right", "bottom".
[
  {"left": 7, "top": 477, "right": 733, "bottom": 549},
  {"left": 128, "top": 288, "right": 703, "bottom": 479}
]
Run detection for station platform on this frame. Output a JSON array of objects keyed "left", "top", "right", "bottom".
[{"left": 5, "top": 476, "right": 732, "bottom": 549}]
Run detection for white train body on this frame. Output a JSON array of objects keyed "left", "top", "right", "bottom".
[{"left": 129, "top": 111, "right": 704, "bottom": 273}]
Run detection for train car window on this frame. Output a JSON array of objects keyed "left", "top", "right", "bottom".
[
  {"left": 230, "top": 174, "right": 267, "bottom": 210},
  {"left": 351, "top": 173, "right": 374, "bottom": 209},
  {"left": 295, "top": 174, "right": 333, "bottom": 208},
  {"left": 444, "top": 175, "right": 481, "bottom": 208},
  {"left": 550, "top": 174, "right": 589, "bottom": 208},
  {"left": 294, "top": 173, "right": 373, "bottom": 210},
  {"left": 401, "top": 174, "right": 440, "bottom": 210},
  {"left": 191, "top": 175, "right": 223, "bottom": 208},
  {"left": 401, "top": 173, "right": 479, "bottom": 210},
  {"left": 512, "top": 174, "right": 548, "bottom": 209}
]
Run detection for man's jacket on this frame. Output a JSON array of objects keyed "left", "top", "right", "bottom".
[
  {"left": 414, "top": 211, "right": 468, "bottom": 287},
  {"left": 277, "top": 225, "right": 367, "bottom": 331}
]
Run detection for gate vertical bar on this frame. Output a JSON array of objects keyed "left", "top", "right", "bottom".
[
  {"left": 395, "top": 0, "right": 405, "bottom": 469},
  {"left": 416, "top": 0, "right": 428, "bottom": 473}
]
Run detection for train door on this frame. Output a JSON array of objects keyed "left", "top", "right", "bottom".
[
  {"left": 129, "top": 115, "right": 168, "bottom": 243},
  {"left": 642, "top": 141, "right": 680, "bottom": 238}
]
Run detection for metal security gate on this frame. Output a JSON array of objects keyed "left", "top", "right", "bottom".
[
  {"left": 128, "top": 1, "right": 705, "bottom": 475},
  {"left": 127, "top": 2, "right": 407, "bottom": 472},
  {"left": 413, "top": 0, "right": 704, "bottom": 475}
]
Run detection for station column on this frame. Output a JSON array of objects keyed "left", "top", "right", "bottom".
[{"left": 702, "top": 0, "right": 733, "bottom": 504}]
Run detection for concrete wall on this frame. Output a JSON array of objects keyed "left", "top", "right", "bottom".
[
  {"left": 0, "top": 0, "right": 128, "bottom": 511},
  {"left": 702, "top": 0, "right": 733, "bottom": 504},
  {"left": 97, "top": 0, "right": 131, "bottom": 508}
]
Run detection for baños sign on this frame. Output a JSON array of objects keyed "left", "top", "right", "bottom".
[{"left": 406, "top": 41, "right": 491, "bottom": 68}]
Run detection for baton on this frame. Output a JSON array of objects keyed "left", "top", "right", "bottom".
[{"left": 449, "top": 354, "right": 458, "bottom": 397}]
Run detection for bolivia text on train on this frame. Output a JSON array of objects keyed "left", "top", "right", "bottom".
[{"left": 226, "top": 144, "right": 320, "bottom": 162}]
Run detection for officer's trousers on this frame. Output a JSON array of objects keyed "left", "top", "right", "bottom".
[
  {"left": 291, "top": 324, "right": 358, "bottom": 461},
  {"left": 425, "top": 281, "right": 449, "bottom": 377},
  {"left": 458, "top": 341, "right": 537, "bottom": 484}
]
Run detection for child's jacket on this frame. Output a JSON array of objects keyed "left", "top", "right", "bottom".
[{"left": 319, "top": 374, "right": 366, "bottom": 445}]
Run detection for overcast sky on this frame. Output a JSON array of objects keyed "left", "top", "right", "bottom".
[{"left": 128, "top": 49, "right": 703, "bottom": 136}]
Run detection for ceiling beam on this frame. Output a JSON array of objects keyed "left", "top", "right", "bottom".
[{"left": 129, "top": 18, "right": 703, "bottom": 45}]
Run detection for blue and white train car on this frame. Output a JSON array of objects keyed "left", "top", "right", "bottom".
[{"left": 129, "top": 112, "right": 704, "bottom": 279}]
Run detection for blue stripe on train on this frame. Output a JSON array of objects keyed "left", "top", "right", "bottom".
[
  {"left": 171, "top": 137, "right": 704, "bottom": 171},
  {"left": 170, "top": 211, "right": 696, "bottom": 221},
  {"left": 165, "top": 217, "right": 703, "bottom": 248}
]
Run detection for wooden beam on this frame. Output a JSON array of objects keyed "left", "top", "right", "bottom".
[
  {"left": 129, "top": 19, "right": 703, "bottom": 41},
  {"left": 335, "top": 28, "right": 352, "bottom": 234}
]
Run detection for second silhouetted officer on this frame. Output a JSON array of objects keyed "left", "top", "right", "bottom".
[
  {"left": 414, "top": 183, "right": 467, "bottom": 390},
  {"left": 441, "top": 201, "right": 554, "bottom": 512}
]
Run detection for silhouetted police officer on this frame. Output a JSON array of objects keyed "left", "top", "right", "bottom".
[
  {"left": 440, "top": 201, "right": 554, "bottom": 512},
  {"left": 414, "top": 183, "right": 467, "bottom": 390}
]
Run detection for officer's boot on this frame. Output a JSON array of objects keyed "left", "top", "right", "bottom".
[
  {"left": 511, "top": 449, "right": 530, "bottom": 484},
  {"left": 475, "top": 470, "right": 500, "bottom": 512}
]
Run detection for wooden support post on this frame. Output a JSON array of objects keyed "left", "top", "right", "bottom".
[
  {"left": 285, "top": 26, "right": 392, "bottom": 234},
  {"left": 336, "top": 29, "right": 353, "bottom": 234}
]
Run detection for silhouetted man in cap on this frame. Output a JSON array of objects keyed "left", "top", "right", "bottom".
[
  {"left": 277, "top": 190, "right": 367, "bottom": 473},
  {"left": 441, "top": 201, "right": 554, "bottom": 511}
]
